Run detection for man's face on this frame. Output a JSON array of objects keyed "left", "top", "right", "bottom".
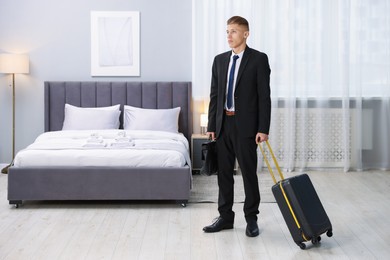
[{"left": 226, "top": 23, "right": 248, "bottom": 50}]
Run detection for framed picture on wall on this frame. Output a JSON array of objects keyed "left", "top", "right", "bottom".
[{"left": 91, "top": 11, "right": 140, "bottom": 76}]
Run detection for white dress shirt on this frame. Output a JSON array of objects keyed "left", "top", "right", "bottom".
[{"left": 225, "top": 50, "right": 244, "bottom": 111}]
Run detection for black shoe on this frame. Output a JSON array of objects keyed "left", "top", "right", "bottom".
[
  {"left": 203, "top": 217, "right": 234, "bottom": 233},
  {"left": 246, "top": 220, "right": 259, "bottom": 237}
]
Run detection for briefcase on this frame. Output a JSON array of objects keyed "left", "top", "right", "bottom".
[
  {"left": 259, "top": 141, "right": 333, "bottom": 249},
  {"left": 200, "top": 140, "right": 218, "bottom": 176}
]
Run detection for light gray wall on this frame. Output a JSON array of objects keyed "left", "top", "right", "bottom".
[{"left": 0, "top": 0, "right": 192, "bottom": 163}]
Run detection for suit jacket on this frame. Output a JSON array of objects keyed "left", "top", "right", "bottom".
[{"left": 208, "top": 45, "right": 271, "bottom": 138}]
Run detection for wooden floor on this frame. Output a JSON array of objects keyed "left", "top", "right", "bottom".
[{"left": 0, "top": 170, "right": 389, "bottom": 260}]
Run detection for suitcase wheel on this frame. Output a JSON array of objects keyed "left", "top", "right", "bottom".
[
  {"left": 326, "top": 230, "right": 333, "bottom": 237},
  {"left": 298, "top": 242, "right": 306, "bottom": 250},
  {"left": 311, "top": 236, "right": 321, "bottom": 245}
]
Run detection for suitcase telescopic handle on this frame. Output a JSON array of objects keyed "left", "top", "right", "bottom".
[{"left": 258, "top": 141, "right": 285, "bottom": 184}]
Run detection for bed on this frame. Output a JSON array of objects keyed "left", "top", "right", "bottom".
[{"left": 7, "top": 81, "right": 193, "bottom": 207}]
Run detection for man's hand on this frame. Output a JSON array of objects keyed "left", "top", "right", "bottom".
[
  {"left": 207, "top": 132, "right": 216, "bottom": 140},
  {"left": 256, "top": 133, "right": 268, "bottom": 144}
]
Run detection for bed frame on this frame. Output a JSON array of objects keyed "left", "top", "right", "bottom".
[{"left": 8, "top": 81, "right": 193, "bottom": 207}]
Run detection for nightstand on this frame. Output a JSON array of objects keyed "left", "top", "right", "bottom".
[{"left": 191, "top": 134, "right": 209, "bottom": 174}]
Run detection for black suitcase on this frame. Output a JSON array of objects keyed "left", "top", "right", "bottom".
[{"left": 259, "top": 141, "right": 333, "bottom": 249}]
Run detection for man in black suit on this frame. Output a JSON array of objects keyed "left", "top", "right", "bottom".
[{"left": 203, "top": 16, "right": 271, "bottom": 237}]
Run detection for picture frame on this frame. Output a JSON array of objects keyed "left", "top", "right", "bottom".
[{"left": 91, "top": 11, "right": 140, "bottom": 76}]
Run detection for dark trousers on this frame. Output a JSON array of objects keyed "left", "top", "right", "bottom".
[{"left": 217, "top": 115, "right": 260, "bottom": 223}]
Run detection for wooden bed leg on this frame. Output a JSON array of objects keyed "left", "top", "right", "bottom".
[{"left": 9, "top": 200, "right": 22, "bottom": 208}]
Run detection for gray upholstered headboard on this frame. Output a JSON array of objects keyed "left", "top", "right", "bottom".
[{"left": 44, "top": 81, "right": 193, "bottom": 141}]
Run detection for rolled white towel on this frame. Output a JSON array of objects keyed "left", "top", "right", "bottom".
[
  {"left": 117, "top": 130, "right": 127, "bottom": 137},
  {"left": 115, "top": 137, "right": 132, "bottom": 143},
  {"left": 110, "top": 140, "right": 135, "bottom": 148},
  {"left": 83, "top": 142, "right": 107, "bottom": 148},
  {"left": 86, "top": 133, "right": 104, "bottom": 143},
  {"left": 115, "top": 131, "right": 132, "bottom": 142}
]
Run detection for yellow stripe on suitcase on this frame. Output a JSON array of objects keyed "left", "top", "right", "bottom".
[{"left": 258, "top": 141, "right": 309, "bottom": 242}]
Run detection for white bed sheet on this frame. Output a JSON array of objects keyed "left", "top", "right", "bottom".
[{"left": 13, "top": 130, "right": 191, "bottom": 168}]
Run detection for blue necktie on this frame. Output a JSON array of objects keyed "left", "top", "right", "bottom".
[{"left": 227, "top": 55, "right": 239, "bottom": 109}]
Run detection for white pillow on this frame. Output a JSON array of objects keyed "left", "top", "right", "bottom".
[
  {"left": 62, "top": 104, "right": 121, "bottom": 130},
  {"left": 123, "top": 105, "right": 181, "bottom": 133}
]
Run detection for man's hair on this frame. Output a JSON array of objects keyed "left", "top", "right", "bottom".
[{"left": 227, "top": 16, "right": 249, "bottom": 31}]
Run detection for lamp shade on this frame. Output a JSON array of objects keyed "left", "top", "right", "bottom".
[
  {"left": 0, "top": 54, "right": 29, "bottom": 74},
  {"left": 200, "top": 113, "right": 208, "bottom": 127}
]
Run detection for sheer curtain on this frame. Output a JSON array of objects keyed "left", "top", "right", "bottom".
[{"left": 193, "top": 0, "right": 390, "bottom": 172}]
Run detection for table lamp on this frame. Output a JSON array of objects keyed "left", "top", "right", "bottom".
[{"left": 200, "top": 113, "right": 208, "bottom": 135}]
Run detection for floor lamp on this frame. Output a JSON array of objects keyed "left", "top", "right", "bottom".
[{"left": 0, "top": 53, "right": 29, "bottom": 174}]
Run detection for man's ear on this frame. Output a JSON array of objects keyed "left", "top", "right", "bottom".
[{"left": 244, "top": 32, "right": 249, "bottom": 38}]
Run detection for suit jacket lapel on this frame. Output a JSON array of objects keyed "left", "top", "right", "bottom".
[
  {"left": 220, "top": 52, "right": 231, "bottom": 95},
  {"left": 236, "top": 46, "right": 251, "bottom": 89}
]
